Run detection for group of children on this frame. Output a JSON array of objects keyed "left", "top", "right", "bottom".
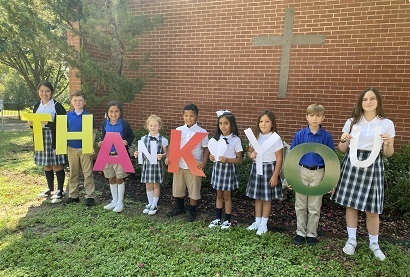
[{"left": 31, "top": 82, "right": 395, "bottom": 261}]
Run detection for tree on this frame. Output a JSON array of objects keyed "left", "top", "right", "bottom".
[
  {"left": 0, "top": 0, "right": 69, "bottom": 100},
  {"left": 48, "top": 0, "right": 164, "bottom": 105}
]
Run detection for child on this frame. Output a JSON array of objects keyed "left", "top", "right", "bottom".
[
  {"left": 98, "top": 101, "right": 135, "bottom": 213},
  {"left": 65, "top": 91, "right": 96, "bottom": 206},
  {"left": 331, "top": 88, "right": 395, "bottom": 261},
  {"left": 167, "top": 104, "right": 209, "bottom": 222},
  {"left": 31, "top": 81, "right": 67, "bottom": 204},
  {"left": 246, "top": 110, "right": 283, "bottom": 235},
  {"left": 208, "top": 112, "right": 243, "bottom": 229},
  {"left": 134, "top": 115, "right": 168, "bottom": 215},
  {"left": 288, "top": 104, "right": 334, "bottom": 246}
]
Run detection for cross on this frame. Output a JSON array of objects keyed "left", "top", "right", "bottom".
[{"left": 253, "top": 8, "right": 325, "bottom": 98}]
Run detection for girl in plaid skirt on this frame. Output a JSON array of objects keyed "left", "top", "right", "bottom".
[
  {"left": 31, "top": 81, "right": 67, "bottom": 203},
  {"left": 134, "top": 115, "right": 168, "bottom": 215},
  {"left": 331, "top": 88, "right": 395, "bottom": 261},
  {"left": 208, "top": 112, "right": 243, "bottom": 229},
  {"left": 246, "top": 110, "right": 284, "bottom": 235}
]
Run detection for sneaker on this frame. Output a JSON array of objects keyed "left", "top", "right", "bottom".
[
  {"left": 143, "top": 204, "right": 151, "bottom": 214},
  {"left": 113, "top": 203, "right": 124, "bottom": 213},
  {"left": 343, "top": 238, "right": 357, "bottom": 255},
  {"left": 167, "top": 208, "right": 185, "bottom": 217},
  {"left": 256, "top": 224, "right": 268, "bottom": 235},
  {"left": 294, "top": 235, "right": 306, "bottom": 245},
  {"left": 220, "top": 220, "right": 231, "bottom": 229},
  {"left": 66, "top": 197, "right": 80, "bottom": 204},
  {"left": 208, "top": 219, "right": 221, "bottom": 228},
  {"left": 187, "top": 210, "right": 197, "bottom": 222},
  {"left": 148, "top": 206, "right": 158, "bottom": 215},
  {"left": 104, "top": 201, "right": 117, "bottom": 210},
  {"left": 51, "top": 198, "right": 63, "bottom": 204},
  {"left": 306, "top": 237, "right": 317, "bottom": 246},
  {"left": 247, "top": 222, "right": 259, "bottom": 231},
  {"left": 85, "top": 198, "right": 95, "bottom": 207},
  {"left": 38, "top": 189, "right": 52, "bottom": 198},
  {"left": 51, "top": 190, "right": 65, "bottom": 199},
  {"left": 369, "top": 242, "right": 386, "bottom": 261}
]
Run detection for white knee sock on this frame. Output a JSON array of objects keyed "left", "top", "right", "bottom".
[
  {"left": 152, "top": 196, "right": 159, "bottom": 207},
  {"left": 147, "top": 190, "right": 153, "bottom": 206}
]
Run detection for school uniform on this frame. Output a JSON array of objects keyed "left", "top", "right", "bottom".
[
  {"left": 291, "top": 125, "right": 334, "bottom": 238},
  {"left": 33, "top": 99, "right": 67, "bottom": 166},
  {"left": 67, "top": 109, "right": 95, "bottom": 199},
  {"left": 140, "top": 133, "right": 169, "bottom": 184},
  {"left": 100, "top": 118, "right": 135, "bottom": 179},
  {"left": 246, "top": 132, "right": 284, "bottom": 201},
  {"left": 210, "top": 133, "right": 243, "bottom": 191},
  {"left": 331, "top": 116, "right": 395, "bottom": 214}
]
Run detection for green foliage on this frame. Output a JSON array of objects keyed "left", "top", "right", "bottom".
[{"left": 384, "top": 145, "right": 410, "bottom": 217}]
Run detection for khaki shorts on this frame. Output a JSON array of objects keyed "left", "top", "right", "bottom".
[
  {"left": 172, "top": 168, "right": 202, "bottom": 200},
  {"left": 103, "top": 163, "right": 129, "bottom": 179}
]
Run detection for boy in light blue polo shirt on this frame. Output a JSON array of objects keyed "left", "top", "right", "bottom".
[{"left": 66, "top": 91, "right": 95, "bottom": 206}]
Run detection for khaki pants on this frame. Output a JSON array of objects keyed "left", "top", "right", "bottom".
[
  {"left": 67, "top": 146, "right": 95, "bottom": 199},
  {"left": 295, "top": 166, "right": 325, "bottom": 238},
  {"left": 172, "top": 168, "right": 202, "bottom": 200}
]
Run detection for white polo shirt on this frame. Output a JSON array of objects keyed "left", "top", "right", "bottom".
[{"left": 176, "top": 123, "right": 209, "bottom": 169}]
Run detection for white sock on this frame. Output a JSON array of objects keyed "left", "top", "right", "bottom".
[
  {"left": 347, "top": 227, "right": 357, "bottom": 239},
  {"left": 146, "top": 190, "right": 153, "bottom": 206},
  {"left": 152, "top": 196, "right": 159, "bottom": 207},
  {"left": 255, "top": 217, "right": 262, "bottom": 224},
  {"left": 260, "top": 217, "right": 268, "bottom": 226},
  {"left": 369, "top": 234, "right": 379, "bottom": 246}
]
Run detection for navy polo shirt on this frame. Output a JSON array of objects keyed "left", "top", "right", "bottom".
[
  {"left": 105, "top": 119, "right": 124, "bottom": 152},
  {"left": 67, "top": 109, "right": 92, "bottom": 149},
  {"left": 290, "top": 125, "right": 335, "bottom": 167}
]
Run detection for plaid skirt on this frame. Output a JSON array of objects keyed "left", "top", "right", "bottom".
[
  {"left": 211, "top": 162, "right": 239, "bottom": 191},
  {"left": 246, "top": 162, "right": 283, "bottom": 201},
  {"left": 140, "top": 159, "right": 165, "bottom": 184},
  {"left": 34, "top": 128, "right": 67, "bottom": 166},
  {"left": 331, "top": 150, "right": 384, "bottom": 214}
]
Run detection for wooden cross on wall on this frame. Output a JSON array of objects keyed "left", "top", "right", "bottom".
[{"left": 253, "top": 8, "right": 325, "bottom": 98}]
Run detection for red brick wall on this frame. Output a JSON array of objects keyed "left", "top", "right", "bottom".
[{"left": 69, "top": 0, "right": 410, "bottom": 147}]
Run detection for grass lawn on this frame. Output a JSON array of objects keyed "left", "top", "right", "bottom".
[{"left": 0, "top": 131, "right": 409, "bottom": 276}]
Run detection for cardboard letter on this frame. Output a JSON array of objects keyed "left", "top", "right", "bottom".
[
  {"left": 93, "top": 132, "right": 134, "bottom": 173},
  {"left": 137, "top": 140, "right": 158, "bottom": 164},
  {"left": 168, "top": 129, "right": 207, "bottom": 177},
  {"left": 244, "top": 128, "right": 281, "bottom": 175},
  {"left": 349, "top": 126, "right": 382, "bottom": 168},
  {"left": 55, "top": 114, "right": 94, "bottom": 154},
  {"left": 21, "top": 113, "right": 52, "bottom": 151},
  {"left": 208, "top": 138, "right": 227, "bottom": 162}
]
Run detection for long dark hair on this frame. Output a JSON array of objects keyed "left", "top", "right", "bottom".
[
  {"left": 105, "top": 101, "right": 123, "bottom": 119},
  {"left": 37, "top": 81, "right": 54, "bottom": 95},
  {"left": 213, "top": 112, "right": 239, "bottom": 140},
  {"left": 253, "top": 110, "right": 278, "bottom": 138},
  {"left": 349, "top": 88, "right": 385, "bottom": 133}
]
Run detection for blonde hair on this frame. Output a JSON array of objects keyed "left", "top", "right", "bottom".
[
  {"left": 145, "top": 114, "right": 163, "bottom": 129},
  {"left": 306, "top": 104, "right": 325, "bottom": 116}
]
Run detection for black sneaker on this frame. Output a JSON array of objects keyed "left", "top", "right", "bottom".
[
  {"left": 306, "top": 237, "right": 318, "bottom": 246},
  {"left": 294, "top": 235, "right": 306, "bottom": 245},
  {"left": 85, "top": 198, "right": 95, "bottom": 207},
  {"left": 187, "top": 207, "right": 197, "bottom": 222},
  {"left": 66, "top": 197, "right": 80, "bottom": 204},
  {"left": 167, "top": 208, "right": 185, "bottom": 217}
]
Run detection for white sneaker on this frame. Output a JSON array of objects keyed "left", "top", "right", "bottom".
[
  {"left": 220, "top": 220, "right": 231, "bottom": 229},
  {"left": 104, "top": 201, "right": 117, "bottom": 210},
  {"left": 369, "top": 242, "right": 386, "bottom": 261},
  {"left": 51, "top": 198, "right": 63, "bottom": 204},
  {"left": 38, "top": 189, "right": 52, "bottom": 198},
  {"left": 148, "top": 206, "right": 158, "bottom": 215},
  {"left": 343, "top": 238, "right": 357, "bottom": 255},
  {"left": 51, "top": 190, "right": 65, "bottom": 199},
  {"left": 113, "top": 203, "right": 124, "bottom": 213},
  {"left": 208, "top": 219, "right": 221, "bottom": 228},
  {"left": 247, "top": 222, "right": 259, "bottom": 231},
  {"left": 256, "top": 224, "right": 268, "bottom": 235},
  {"left": 143, "top": 204, "right": 151, "bottom": 214}
]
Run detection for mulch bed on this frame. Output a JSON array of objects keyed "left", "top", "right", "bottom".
[{"left": 93, "top": 171, "right": 410, "bottom": 245}]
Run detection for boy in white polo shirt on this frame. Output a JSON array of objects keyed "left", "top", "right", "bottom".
[{"left": 167, "top": 104, "right": 209, "bottom": 222}]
